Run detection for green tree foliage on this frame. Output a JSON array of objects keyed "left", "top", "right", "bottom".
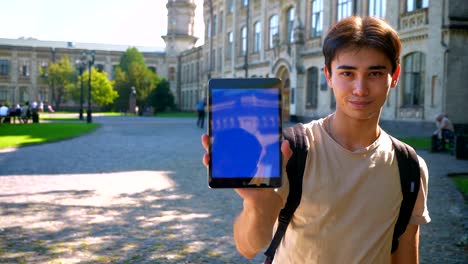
[
  {"left": 72, "top": 68, "right": 118, "bottom": 107},
  {"left": 113, "top": 47, "right": 160, "bottom": 113},
  {"left": 148, "top": 79, "right": 175, "bottom": 113},
  {"left": 39, "top": 55, "right": 75, "bottom": 109}
]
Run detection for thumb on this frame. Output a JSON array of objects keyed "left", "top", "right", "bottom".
[{"left": 281, "top": 140, "right": 293, "bottom": 164}]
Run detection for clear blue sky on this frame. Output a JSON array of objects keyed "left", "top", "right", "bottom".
[{"left": 0, "top": 0, "right": 205, "bottom": 48}]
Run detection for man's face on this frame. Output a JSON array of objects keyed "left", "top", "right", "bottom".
[{"left": 324, "top": 47, "right": 400, "bottom": 121}]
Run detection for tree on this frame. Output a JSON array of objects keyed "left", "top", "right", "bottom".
[
  {"left": 148, "top": 79, "right": 175, "bottom": 113},
  {"left": 71, "top": 68, "right": 118, "bottom": 107},
  {"left": 113, "top": 47, "right": 160, "bottom": 113},
  {"left": 39, "top": 55, "right": 75, "bottom": 109}
]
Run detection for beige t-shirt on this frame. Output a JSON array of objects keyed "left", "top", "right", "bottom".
[{"left": 273, "top": 118, "right": 430, "bottom": 264}]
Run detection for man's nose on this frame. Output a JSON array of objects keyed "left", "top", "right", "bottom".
[{"left": 352, "top": 78, "right": 369, "bottom": 96}]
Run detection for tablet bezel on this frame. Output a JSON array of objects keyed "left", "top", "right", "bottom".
[{"left": 208, "top": 78, "right": 283, "bottom": 188}]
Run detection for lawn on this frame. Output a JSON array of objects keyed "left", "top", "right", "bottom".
[
  {"left": 0, "top": 123, "right": 99, "bottom": 149},
  {"left": 398, "top": 137, "right": 431, "bottom": 150},
  {"left": 155, "top": 111, "right": 197, "bottom": 118},
  {"left": 449, "top": 174, "right": 468, "bottom": 201}
]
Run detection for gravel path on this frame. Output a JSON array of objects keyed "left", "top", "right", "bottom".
[{"left": 0, "top": 116, "right": 466, "bottom": 263}]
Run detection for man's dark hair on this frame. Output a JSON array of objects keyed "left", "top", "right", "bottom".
[{"left": 323, "top": 16, "right": 401, "bottom": 74}]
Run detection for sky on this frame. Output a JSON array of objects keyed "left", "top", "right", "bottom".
[{"left": 0, "top": 0, "right": 205, "bottom": 48}]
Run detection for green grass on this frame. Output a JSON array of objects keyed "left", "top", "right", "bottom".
[
  {"left": 154, "top": 111, "right": 196, "bottom": 118},
  {"left": 450, "top": 174, "right": 468, "bottom": 200},
  {"left": 398, "top": 137, "right": 431, "bottom": 150},
  {"left": 0, "top": 123, "right": 99, "bottom": 149}
]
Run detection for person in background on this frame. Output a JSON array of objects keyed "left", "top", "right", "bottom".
[
  {"left": 21, "top": 101, "right": 30, "bottom": 123},
  {"left": 432, "top": 114, "right": 455, "bottom": 151},
  {"left": 0, "top": 103, "right": 9, "bottom": 124},
  {"left": 197, "top": 98, "right": 206, "bottom": 129}
]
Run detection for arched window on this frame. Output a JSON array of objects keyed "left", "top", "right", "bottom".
[
  {"left": 306, "top": 67, "right": 318, "bottom": 108},
  {"left": 287, "top": 7, "right": 295, "bottom": 43},
  {"left": 403, "top": 52, "right": 426, "bottom": 106},
  {"left": 254, "top": 21, "right": 261, "bottom": 52},
  {"left": 269, "top": 15, "right": 279, "bottom": 48}
]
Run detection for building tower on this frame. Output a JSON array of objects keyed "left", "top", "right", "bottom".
[
  {"left": 163, "top": 0, "right": 198, "bottom": 56},
  {"left": 163, "top": 0, "right": 198, "bottom": 104}
]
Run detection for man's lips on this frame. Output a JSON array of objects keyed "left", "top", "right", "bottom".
[{"left": 349, "top": 100, "right": 372, "bottom": 107}]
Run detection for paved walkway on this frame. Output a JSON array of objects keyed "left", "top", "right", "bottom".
[{"left": 0, "top": 116, "right": 467, "bottom": 263}]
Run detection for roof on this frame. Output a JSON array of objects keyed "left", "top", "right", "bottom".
[{"left": 0, "top": 37, "right": 165, "bottom": 53}]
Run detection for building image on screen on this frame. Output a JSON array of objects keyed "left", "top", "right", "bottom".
[{"left": 211, "top": 88, "right": 280, "bottom": 180}]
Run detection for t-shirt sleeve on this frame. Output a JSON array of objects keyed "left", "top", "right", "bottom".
[{"left": 409, "top": 156, "right": 431, "bottom": 225}]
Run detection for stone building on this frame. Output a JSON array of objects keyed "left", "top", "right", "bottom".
[{"left": 1, "top": 0, "right": 467, "bottom": 124}]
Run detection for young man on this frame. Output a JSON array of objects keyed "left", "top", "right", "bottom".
[{"left": 202, "top": 16, "right": 430, "bottom": 263}]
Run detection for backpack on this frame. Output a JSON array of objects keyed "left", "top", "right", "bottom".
[{"left": 264, "top": 123, "right": 421, "bottom": 263}]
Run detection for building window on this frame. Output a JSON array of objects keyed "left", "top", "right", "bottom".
[
  {"left": 212, "top": 49, "right": 216, "bottom": 71},
  {"left": 228, "top": 0, "right": 234, "bottom": 13},
  {"left": 219, "top": 11, "right": 224, "bottom": 34},
  {"left": 269, "top": 15, "right": 279, "bottom": 48},
  {"left": 241, "top": 26, "right": 247, "bottom": 55},
  {"left": 310, "top": 0, "right": 323, "bottom": 37},
  {"left": 306, "top": 67, "right": 318, "bottom": 108},
  {"left": 227, "top": 31, "right": 233, "bottom": 59},
  {"left": 212, "top": 14, "right": 217, "bottom": 36},
  {"left": 337, "top": 0, "right": 353, "bottom": 20},
  {"left": 39, "top": 88, "right": 48, "bottom": 102},
  {"left": 320, "top": 68, "right": 327, "bottom": 91},
  {"left": 287, "top": 7, "right": 295, "bottom": 43},
  {"left": 206, "top": 18, "right": 211, "bottom": 39},
  {"left": 369, "top": 0, "right": 386, "bottom": 18},
  {"left": 406, "top": 0, "right": 428, "bottom": 12},
  {"left": 403, "top": 52, "right": 426, "bottom": 106},
  {"left": 169, "top": 67, "right": 176, "bottom": 81},
  {"left": 20, "top": 65, "right": 29, "bottom": 77},
  {"left": 20, "top": 87, "right": 28, "bottom": 103},
  {"left": 0, "top": 89, "right": 7, "bottom": 102},
  {"left": 218, "top": 48, "right": 222, "bottom": 71},
  {"left": 148, "top": 66, "right": 157, "bottom": 74},
  {"left": 254, "top": 21, "right": 261, "bottom": 52},
  {"left": 0, "top": 60, "right": 9, "bottom": 76}
]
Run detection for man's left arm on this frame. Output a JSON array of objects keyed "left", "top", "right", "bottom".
[{"left": 391, "top": 224, "right": 420, "bottom": 264}]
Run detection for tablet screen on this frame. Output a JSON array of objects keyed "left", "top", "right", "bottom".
[{"left": 208, "top": 78, "right": 282, "bottom": 188}]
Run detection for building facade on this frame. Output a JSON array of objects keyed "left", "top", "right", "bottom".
[
  {"left": 0, "top": 39, "right": 167, "bottom": 109},
  {"left": 1, "top": 0, "right": 467, "bottom": 124}
]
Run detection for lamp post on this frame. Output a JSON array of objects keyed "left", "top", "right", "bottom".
[
  {"left": 86, "top": 50, "right": 95, "bottom": 123},
  {"left": 76, "top": 52, "right": 87, "bottom": 120}
]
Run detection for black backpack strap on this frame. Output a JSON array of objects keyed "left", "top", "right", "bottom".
[
  {"left": 264, "top": 123, "right": 308, "bottom": 263},
  {"left": 389, "top": 136, "right": 421, "bottom": 253}
]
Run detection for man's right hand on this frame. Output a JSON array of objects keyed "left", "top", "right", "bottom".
[{"left": 201, "top": 133, "right": 293, "bottom": 258}]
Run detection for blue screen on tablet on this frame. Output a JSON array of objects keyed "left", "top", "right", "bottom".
[{"left": 210, "top": 87, "right": 281, "bottom": 180}]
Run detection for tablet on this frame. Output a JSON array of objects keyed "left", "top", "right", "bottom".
[{"left": 208, "top": 78, "right": 283, "bottom": 188}]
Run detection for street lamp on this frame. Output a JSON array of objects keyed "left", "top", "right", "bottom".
[
  {"left": 75, "top": 52, "right": 87, "bottom": 120},
  {"left": 86, "top": 50, "right": 95, "bottom": 123}
]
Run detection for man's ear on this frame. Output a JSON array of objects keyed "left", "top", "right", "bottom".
[
  {"left": 390, "top": 65, "right": 401, "bottom": 88},
  {"left": 324, "top": 66, "right": 333, "bottom": 88}
]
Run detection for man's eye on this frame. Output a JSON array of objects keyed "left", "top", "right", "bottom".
[
  {"left": 341, "top": 72, "right": 353, "bottom": 77},
  {"left": 369, "top": 72, "right": 383, "bottom": 77}
]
